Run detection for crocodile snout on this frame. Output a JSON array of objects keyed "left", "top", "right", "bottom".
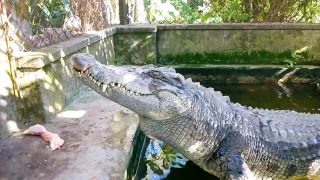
[{"left": 71, "top": 53, "right": 97, "bottom": 71}]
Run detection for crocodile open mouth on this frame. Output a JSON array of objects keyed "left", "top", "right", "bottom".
[{"left": 74, "top": 68, "right": 151, "bottom": 96}]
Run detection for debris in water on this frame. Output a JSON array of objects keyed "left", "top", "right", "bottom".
[{"left": 23, "top": 124, "right": 64, "bottom": 150}]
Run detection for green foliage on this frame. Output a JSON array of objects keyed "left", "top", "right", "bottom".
[
  {"left": 145, "top": 142, "right": 187, "bottom": 177},
  {"left": 282, "top": 59, "right": 296, "bottom": 67},
  {"left": 283, "top": 46, "right": 312, "bottom": 67},
  {"left": 144, "top": 0, "right": 320, "bottom": 23},
  {"left": 29, "top": 0, "right": 72, "bottom": 34}
]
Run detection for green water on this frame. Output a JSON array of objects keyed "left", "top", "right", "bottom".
[
  {"left": 208, "top": 83, "right": 320, "bottom": 113},
  {"left": 127, "top": 83, "right": 320, "bottom": 180}
]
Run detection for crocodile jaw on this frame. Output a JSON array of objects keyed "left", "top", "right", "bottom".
[
  {"left": 71, "top": 54, "right": 164, "bottom": 118},
  {"left": 71, "top": 53, "right": 190, "bottom": 120}
]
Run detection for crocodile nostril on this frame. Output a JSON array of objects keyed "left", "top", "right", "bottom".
[{"left": 71, "top": 53, "right": 97, "bottom": 71}]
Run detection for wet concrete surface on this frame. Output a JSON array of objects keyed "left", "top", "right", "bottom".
[{"left": 0, "top": 89, "right": 139, "bottom": 180}]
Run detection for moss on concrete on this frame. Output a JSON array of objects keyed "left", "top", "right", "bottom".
[
  {"left": 114, "top": 33, "right": 156, "bottom": 65},
  {"left": 86, "top": 36, "right": 115, "bottom": 64},
  {"left": 18, "top": 83, "right": 46, "bottom": 124},
  {"left": 0, "top": 52, "right": 19, "bottom": 141},
  {"left": 158, "top": 50, "right": 301, "bottom": 65},
  {"left": 157, "top": 30, "right": 320, "bottom": 65}
]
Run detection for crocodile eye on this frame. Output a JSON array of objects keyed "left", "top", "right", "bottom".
[
  {"left": 172, "top": 77, "right": 183, "bottom": 88},
  {"left": 172, "top": 77, "right": 181, "bottom": 83},
  {"left": 148, "top": 70, "right": 169, "bottom": 82},
  {"left": 150, "top": 71, "right": 160, "bottom": 76},
  {"left": 148, "top": 70, "right": 161, "bottom": 78}
]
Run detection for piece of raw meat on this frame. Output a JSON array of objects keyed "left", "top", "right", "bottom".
[{"left": 23, "top": 124, "right": 64, "bottom": 150}]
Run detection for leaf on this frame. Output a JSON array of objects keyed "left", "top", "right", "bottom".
[
  {"left": 176, "top": 162, "right": 186, "bottom": 168},
  {"left": 227, "top": 12, "right": 233, "bottom": 22},
  {"left": 147, "top": 161, "right": 164, "bottom": 175},
  {"left": 282, "top": 59, "right": 296, "bottom": 67}
]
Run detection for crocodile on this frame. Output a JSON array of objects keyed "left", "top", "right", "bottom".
[{"left": 71, "top": 53, "right": 320, "bottom": 180}]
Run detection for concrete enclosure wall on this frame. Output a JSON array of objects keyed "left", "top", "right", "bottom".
[
  {"left": 155, "top": 24, "right": 320, "bottom": 65},
  {"left": 0, "top": 28, "right": 117, "bottom": 142},
  {"left": 158, "top": 30, "right": 320, "bottom": 65},
  {"left": 18, "top": 35, "right": 115, "bottom": 124}
]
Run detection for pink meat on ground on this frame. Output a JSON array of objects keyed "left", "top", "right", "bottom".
[{"left": 23, "top": 124, "right": 64, "bottom": 150}]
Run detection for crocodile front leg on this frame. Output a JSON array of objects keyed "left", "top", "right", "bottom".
[
  {"left": 224, "top": 155, "right": 256, "bottom": 180},
  {"left": 206, "top": 151, "right": 256, "bottom": 180}
]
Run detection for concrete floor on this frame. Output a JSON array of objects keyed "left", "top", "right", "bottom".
[{"left": 0, "top": 89, "right": 139, "bottom": 180}]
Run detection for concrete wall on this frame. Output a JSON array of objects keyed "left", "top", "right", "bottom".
[
  {"left": 114, "top": 26, "right": 157, "bottom": 65},
  {"left": 0, "top": 51, "right": 19, "bottom": 141},
  {"left": 14, "top": 28, "right": 116, "bottom": 130},
  {"left": 113, "top": 24, "right": 320, "bottom": 66},
  {"left": 156, "top": 24, "right": 320, "bottom": 65},
  {"left": 112, "top": 24, "right": 320, "bottom": 84}
]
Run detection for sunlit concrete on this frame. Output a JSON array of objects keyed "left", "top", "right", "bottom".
[{"left": 0, "top": 89, "right": 139, "bottom": 180}]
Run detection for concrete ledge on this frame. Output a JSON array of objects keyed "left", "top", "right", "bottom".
[
  {"left": 18, "top": 27, "right": 116, "bottom": 69},
  {"left": 157, "top": 23, "right": 320, "bottom": 30},
  {"left": 16, "top": 32, "right": 115, "bottom": 124},
  {"left": 116, "top": 25, "right": 157, "bottom": 33},
  {"left": 17, "top": 25, "right": 157, "bottom": 69}
]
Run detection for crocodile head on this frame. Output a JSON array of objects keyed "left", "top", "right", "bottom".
[{"left": 71, "top": 53, "right": 192, "bottom": 120}]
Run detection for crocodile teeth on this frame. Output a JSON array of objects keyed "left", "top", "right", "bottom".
[
  {"left": 89, "top": 79, "right": 147, "bottom": 95},
  {"left": 102, "top": 85, "right": 108, "bottom": 92}
]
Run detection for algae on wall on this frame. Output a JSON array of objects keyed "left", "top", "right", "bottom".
[
  {"left": 157, "top": 30, "right": 320, "bottom": 65},
  {"left": 0, "top": 52, "right": 19, "bottom": 142},
  {"left": 114, "top": 32, "right": 156, "bottom": 65}
]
